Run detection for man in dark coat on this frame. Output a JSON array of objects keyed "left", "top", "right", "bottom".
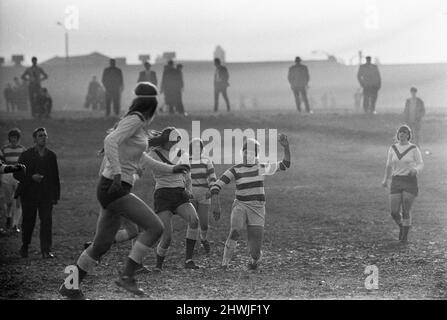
[
  {"left": 160, "top": 60, "right": 178, "bottom": 114},
  {"left": 102, "top": 59, "right": 124, "bottom": 117},
  {"left": 214, "top": 58, "right": 231, "bottom": 112},
  {"left": 137, "top": 62, "right": 158, "bottom": 86},
  {"left": 14, "top": 128, "right": 60, "bottom": 259},
  {"left": 288, "top": 56, "right": 311, "bottom": 113},
  {"left": 357, "top": 56, "right": 381, "bottom": 114}
]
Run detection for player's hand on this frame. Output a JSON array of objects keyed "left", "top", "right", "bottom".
[
  {"left": 32, "top": 174, "right": 44, "bottom": 183},
  {"left": 278, "top": 134, "right": 289, "bottom": 147},
  {"left": 381, "top": 180, "right": 388, "bottom": 188},
  {"left": 409, "top": 168, "right": 417, "bottom": 177},
  {"left": 173, "top": 164, "right": 190, "bottom": 174},
  {"left": 6, "top": 164, "right": 26, "bottom": 174},
  {"left": 108, "top": 175, "right": 122, "bottom": 194}
]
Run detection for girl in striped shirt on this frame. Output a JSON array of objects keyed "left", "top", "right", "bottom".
[
  {"left": 382, "top": 125, "right": 424, "bottom": 243},
  {"left": 211, "top": 135, "right": 291, "bottom": 270},
  {"left": 0, "top": 128, "right": 26, "bottom": 232},
  {"left": 189, "top": 138, "right": 217, "bottom": 254},
  {"left": 145, "top": 127, "right": 201, "bottom": 271}
]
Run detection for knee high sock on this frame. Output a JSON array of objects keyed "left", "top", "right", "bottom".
[
  {"left": 156, "top": 245, "right": 169, "bottom": 268},
  {"left": 76, "top": 250, "right": 98, "bottom": 283},
  {"left": 186, "top": 227, "right": 199, "bottom": 261},
  {"left": 123, "top": 241, "right": 151, "bottom": 276},
  {"left": 222, "top": 239, "right": 237, "bottom": 266}
]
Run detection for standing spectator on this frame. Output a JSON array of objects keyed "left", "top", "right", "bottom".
[
  {"left": 404, "top": 87, "right": 425, "bottom": 146},
  {"left": 4, "top": 84, "right": 16, "bottom": 112},
  {"left": 35, "top": 88, "right": 53, "bottom": 119},
  {"left": 174, "top": 64, "right": 186, "bottom": 116},
  {"left": 102, "top": 59, "right": 124, "bottom": 117},
  {"left": 14, "top": 128, "right": 60, "bottom": 259},
  {"left": 137, "top": 62, "right": 158, "bottom": 86},
  {"left": 160, "top": 60, "right": 177, "bottom": 114},
  {"left": 21, "top": 57, "right": 48, "bottom": 118},
  {"left": 84, "top": 76, "right": 103, "bottom": 110},
  {"left": 357, "top": 56, "right": 381, "bottom": 114},
  {"left": 288, "top": 57, "right": 311, "bottom": 113},
  {"left": 214, "top": 58, "right": 231, "bottom": 112},
  {"left": 0, "top": 129, "right": 26, "bottom": 232}
]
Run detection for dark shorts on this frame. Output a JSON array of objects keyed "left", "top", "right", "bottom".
[
  {"left": 97, "top": 176, "right": 132, "bottom": 209},
  {"left": 390, "top": 176, "right": 418, "bottom": 197},
  {"left": 154, "top": 187, "right": 190, "bottom": 214}
]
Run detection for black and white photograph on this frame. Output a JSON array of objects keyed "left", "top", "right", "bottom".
[{"left": 0, "top": 0, "right": 446, "bottom": 306}]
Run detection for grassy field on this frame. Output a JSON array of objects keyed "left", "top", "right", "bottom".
[{"left": 0, "top": 110, "right": 446, "bottom": 300}]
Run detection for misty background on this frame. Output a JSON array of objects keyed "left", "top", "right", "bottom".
[{"left": 0, "top": 0, "right": 446, "bottom": 112}]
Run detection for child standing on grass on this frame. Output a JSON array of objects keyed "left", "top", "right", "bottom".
[
  {"left": 189, "top": 138, "right": 217, "bottom": 254},
  {"left": 210, "top": 134, "right": 291, "bottom": 270}
]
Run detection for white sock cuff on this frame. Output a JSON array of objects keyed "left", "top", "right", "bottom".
[
  {"left": 128, "top": 241, "right": 151, "bottom": 265},
  {"left": 186, "top": 227, "right": 200, "bottom": 241},
  {"left": 77, "top": 250, "right": 98, "bottom": 273},
  {"left": 156, "top": 245, "right": 169, "bottom": 257}
]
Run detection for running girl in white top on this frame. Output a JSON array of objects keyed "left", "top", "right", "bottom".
[{"left": 59, "top": 82, "right": 189, "bottom": 299}]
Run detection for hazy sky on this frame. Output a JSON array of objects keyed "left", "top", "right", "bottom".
[{"left": 1, "top": 0, "right": 446, "bottom": 65}]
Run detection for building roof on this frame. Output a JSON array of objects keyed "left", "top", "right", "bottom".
[{"left": 42, "top": 52, "right": 111, "bottom": 66}]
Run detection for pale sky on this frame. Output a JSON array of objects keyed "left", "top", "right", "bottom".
[{"left": 1, "top": 0, "right": 446, "bottom": 65}]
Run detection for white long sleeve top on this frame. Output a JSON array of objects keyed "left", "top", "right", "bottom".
[
  {"left": 386, "top": 143, "right": 424, "bottom": 177},
  {"left": 101, "top": 113, "right": 174, "bottom": 186}
]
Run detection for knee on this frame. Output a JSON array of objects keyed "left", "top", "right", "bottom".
[
  {"left": 91, "top": 240, "right": 113, "bottom": 257},
  {"left": 229, "top": 229, "right": 240, "bottom": 240},
  {"left": 200, "top": 222, "right": 208, "bottom": 231}
]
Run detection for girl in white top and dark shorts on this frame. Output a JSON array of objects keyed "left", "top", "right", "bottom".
[
  {"left": 59, "top": 82, "right": 189, "bottom": 299},
  {"left": 382, "top": 125, "right": 424, "bottom": 243},
  {"left": 146, "top": 127, "right": 201, "bottom": 271}
]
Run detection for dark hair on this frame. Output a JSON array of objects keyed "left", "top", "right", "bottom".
[
  {"left": 126, "top": 97, "right": 157, "bottom": 119},
  {"left": 32, "top": 56, "right": 37, "bottom": 62},
  {"left": 396, "top": 125, "right": 412, "bottom": 141},
  {"left": 126, "top": 82, "right": 159, "bottom": 119},
  {"left": 8, "top": 128, "right": 21, "bottom": 140},
  {"left": 148, "top": 127, "right": 179, "bottom": 148},
  {"left": 410, "top": 87, "right": 417, "bottom": 93},
  {"left": 32, "top": 127, "right": 46, "bottom": 138},
  {"left": 295, "top": 56, "right": 301, "bottom": 62},
  {"left": 189, "top": 138, "right": 204, "bottom": 156},
  {"left": 214, "top": 58, "right": 221, "bottom": 64}
]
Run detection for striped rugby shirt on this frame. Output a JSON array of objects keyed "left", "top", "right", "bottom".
[
  {"left": 189, "top": 156, "right": 217, "bottom": 189},
  {"left": 0, "top": 144, "right": 26, "bottom": 165},
  {"left": 210, "top": 160, "right": 289, "bottom": 204}
]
